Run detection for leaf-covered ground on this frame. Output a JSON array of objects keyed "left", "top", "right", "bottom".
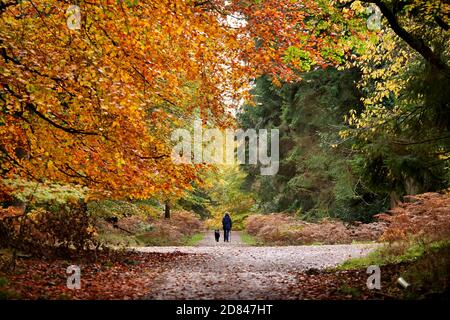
[
  {"left": 1, "top": 231, "right": 448, "bottom": 300},
  {"left": 287, "top": 267, "right": 405, "bottom": 300},
  {"left": 0, "top": 251, "right": 199, "bottom": 300},
  {"left": 140, "top": 232, "right": 383, "bottom": 299}
]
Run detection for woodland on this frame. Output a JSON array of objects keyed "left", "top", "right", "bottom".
[{"left": 0, "top": 0, "right": 449, "bottom": 300}]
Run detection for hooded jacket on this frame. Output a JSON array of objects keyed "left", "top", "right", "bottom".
[{"left": 222, "top": 214, "right": 232, "bottom": 230}]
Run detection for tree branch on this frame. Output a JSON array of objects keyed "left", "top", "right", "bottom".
[
  {"left": 25, "top": 103, "right": 99, "bottom": 136},
  {"left": 360, "top": 0, "right": 450, "bottom": 75},
  {"left": 392, "top": 135, "right": 450, "bottom": 146},
  {"left": 435, "top": 15, "right": 449, "bottom": 31},
  {"left": 0, "top": 0, "right": 18, "bottom": 14},
  {"left": 3, "top": 82, "right": 99, "bottom": 136},
  {"left": 136, "top": 154, "right": 168, "bottom": 160}
]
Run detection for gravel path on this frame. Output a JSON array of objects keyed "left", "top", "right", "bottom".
[
  {"left": 135, "top": 232, "right": 379, "bottom": 299},
  {"left": 196, "top": 230, "right": 246, "bottom": 247}
]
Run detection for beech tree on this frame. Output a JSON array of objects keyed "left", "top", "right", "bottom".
[{"left": 0, "top": 0, "right": 369, "bottom": 199}]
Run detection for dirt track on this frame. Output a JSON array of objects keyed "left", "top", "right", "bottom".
[{"left": 135, "top": 232, "right": 378, "bottom": 299}]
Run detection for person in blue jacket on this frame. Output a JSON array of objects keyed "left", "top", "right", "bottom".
[{"left": 222, "top": 212, "right": 232, "bottom": 242}]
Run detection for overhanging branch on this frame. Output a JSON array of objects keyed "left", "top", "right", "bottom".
[
  {"left": 25, "top": 103, "right": 99, "bottom": 136},
  {"left": 359, "top": 0, "right": 450, "bottom": 75}
]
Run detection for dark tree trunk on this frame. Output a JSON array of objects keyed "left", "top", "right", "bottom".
[
  {"left": 164, "top": 200, "right": 170, "bottom": 219},
  {"left": 359, "top": 0, "right": 450, "bottom": 77}
]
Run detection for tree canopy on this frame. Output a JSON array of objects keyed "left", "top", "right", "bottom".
[{"left": 0, "top": 0, "right": 372, "bottom": 199}]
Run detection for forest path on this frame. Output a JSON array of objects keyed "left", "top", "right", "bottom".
[
  {"left": 135, "top": 241, "right": 378, "bottom": 299},
  {"left": 196, "top": 230, "right": 246, "bottom": 247}
]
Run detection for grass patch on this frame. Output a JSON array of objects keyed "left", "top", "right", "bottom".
[
  {"left": 98, "top": 232, "right": 141, "bottom": 247},
  {"left": 351, "top": 240, "right": 377, "bottom": 245},
  {"left": 338, "top": 237, "right": 450, "bottom": 271},
  {"left": 336, "top": 237, "right": 450, "bottom": 299},
  {"left": 240, "top": 232, "right": 259, "bottom": 246},
  {"left": 182, "top": 233, "right": 204, "bottom": 246},
  {"left": 308, "top": 241, "right": 324, "bottom": 246},
  {"left": 134, "top": 232, "right": 204, "bottom": 246},
  {"left": 401, "top": 243, "right": 450, "bottom": 299},
  {"left": 336, "top": 247, "right": 386, "bottom": 270},
  {"left": 134, "top": 234, "right": 174, "bottom": 246}
]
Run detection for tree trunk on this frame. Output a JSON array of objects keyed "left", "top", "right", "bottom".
[
  {"left": 389, "top": 191, "right": 401, "bottom": 209},
  {"left": 164, "top": 200, "right": 170, "bottom": 219}
]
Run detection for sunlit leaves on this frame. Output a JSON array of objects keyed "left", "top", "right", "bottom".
[
  {"left": 0, "top": 0, "right": 372, "bottom": 199},
  {"left": 0, "top": 0, "right": 247, "bottom": 198}
]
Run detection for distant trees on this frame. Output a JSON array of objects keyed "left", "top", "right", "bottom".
[
  {"left": 1, "top": 0, "right": 447, "bottom": 221},
  {"left": 238, "top": 68, "right": 389, "bottom": 222},
  {"left": 239, "top": 0, "right": 449, "bottom": 220},
  {"left": 340, "top": 0, "right": 450, "bottom": 204}
]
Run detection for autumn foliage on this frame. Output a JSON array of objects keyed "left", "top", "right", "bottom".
[
  {"left": 0, "top": 202, "right": 97, "bottom": 258},
  {"left": 245, "top": 214, "right": 387, "bottom": 245},
  {"left": 0, "top": 0, "right": 369, "bottom": 200},
  {"left": 0, "top": 250, "right": 195, "bottom": 299},
  {"left": 377, "top": 192, "right": 450, "bottom": 243},
  {"left": 245, "top": 192, "right": 450, "bottom": 246},
  {"left": 97, "top": 210, "right": 204, "bottom": 246},
  {"left": 2, "top": 0, "right": 236, "bottom": 199}
]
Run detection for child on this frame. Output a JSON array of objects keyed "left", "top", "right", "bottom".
[{"left": 214, "top": 229, "right": 220, "bottom": 242}]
